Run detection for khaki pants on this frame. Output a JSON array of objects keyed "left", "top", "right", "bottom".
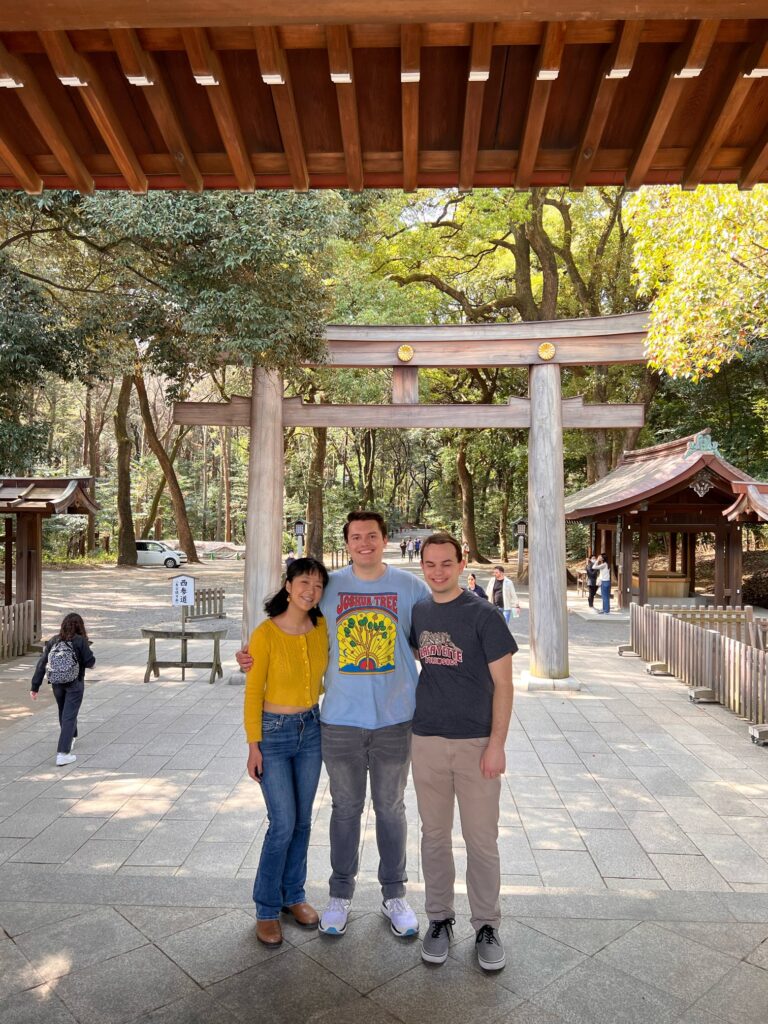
[{"left": 411, "top": 733, "right": 501, "bottom": 930}]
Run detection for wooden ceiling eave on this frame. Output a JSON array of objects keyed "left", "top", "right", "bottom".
[
  {"left": 181, "top": 26, "right": 255, "bottom": 191},
  {"left": 682, "top": 26, "right": 768, "bottom": 189},
  {"left": 400, "top": 24, "right": 421, "bottom": 192},
  {"left": 39, "top": 29, "right": 148, "bottom": 193},
  {"left": 110, "top": 28, "right": 203, "bottom": 192},
  {"left": 515, "top": 21, "right": 567, "bottom": 190},
  {"left": 326, "top": 24, "right": 364, "bottom": 192},
  {"left": 254, "top": 25, "right": 308, "bottom": 192},
  {"left": 626, "top": 19, "right": 721, "bottom": 191},
  {"left": 458, "top": 22, "right": 494, "bottom": 192},
  {"left": 0, "top": 38, "right": 94, "bottom": 192},
  {"left": 570, "top": 19, "right": 643, "bottom": 191}
]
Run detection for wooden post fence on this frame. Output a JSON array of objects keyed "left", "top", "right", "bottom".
[
  {"left": 628, "top": 603, "right": 768, "bottom": 726},
  {"left": 0, "top": 600, "right": 35, "bottom": 659}
]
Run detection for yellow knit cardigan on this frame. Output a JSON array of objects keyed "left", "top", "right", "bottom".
[{"left": 243, "top": 617, "right": 328, "bottom": 742}]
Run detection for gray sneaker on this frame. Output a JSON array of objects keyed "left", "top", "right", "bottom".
[
  {"left": 475, "top": 925, "right": 505, "bottom": 970},
  {"left": 421, "top": 917, "right": 454, "bottom": 964}
]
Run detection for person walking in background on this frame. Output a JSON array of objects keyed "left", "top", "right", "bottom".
[
  {"left": 400, "top": 539, "right": 407, "bottom": 560},
  {"left": 412, "top": 534, "right": 516, "bottom": 971},
  {"left": 414, "top": 538, "right": 421, "bottom": 557},
  {"left": 30, "top": 612, "right": 95, "bottom": 767},
  {"left": 466, "top": 572, "right": 487, "bottom": 600},
  {"left": 585, "top": 553, "right": 598, "bottom": 609},
  {"left": 462, "top": 541, "right": 470, "bottom": 561},
  {"left": 244, "top": 556, "right": 329, "bottom": 947},
  {"left": 407, "top": 538, "right": 415, "bottom": 562},
  {"left": 595, "top": 553, "right": 611, "bottom": 614},
  {"left": 491, "top": 566, "right": 520, "bottom": 625}
]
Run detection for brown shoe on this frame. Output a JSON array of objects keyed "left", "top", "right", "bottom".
[
  {"left": 281, "top": 902, "right": 320, "bottom": 928},
  {"left": 256, "top": 919, "right": 283, "bottom": 946}
]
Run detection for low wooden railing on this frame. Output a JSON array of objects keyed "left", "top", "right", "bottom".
[
  {"left": 0, "top": 600, "right": 35, "bottom": 659},
  {"left": 628, "top": 603, "right": 768, "bottom": 725}
]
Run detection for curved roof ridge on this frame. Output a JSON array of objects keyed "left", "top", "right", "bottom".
[{"left": 618, "top": 429, "right": 710, "bottom": 466}]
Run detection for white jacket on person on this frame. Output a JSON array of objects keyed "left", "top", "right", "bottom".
[{"left": 501, "top": 576, "right": 519, "bottom": 609}]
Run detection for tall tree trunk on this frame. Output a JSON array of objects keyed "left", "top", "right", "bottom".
[
  {"left": 222, "top": 426, "right": 232, "bottom": 542},
  {"left": 114, "top": 375, "right": 137, "bottom": 566},
  {"left": 499, "top": 476, "right": 511, "bottom": 561},
  {"left": 201, "top": 426, "right": 208, "bottom": 541},
  {"left": 139, "top": 428, "right": 188, "bottom": 538},
  {"left": 456, "top": 433, "right": 489, "bottom": 563},
  {"left": 361, "top": 429, "right": 376, "bottom": 506},
  {"left": 134, "top": 373, "right": 199, "bottom": 563},
  {"left": 83, "top": 388, "right": 96, "bottom": 551},
  {"left": 306, "top": 426, "right": 327, "bottom": 559}
]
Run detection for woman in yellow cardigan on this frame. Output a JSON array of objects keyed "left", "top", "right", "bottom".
[{"left": 244, "top": 556, "right": 329, "bottom": 947}]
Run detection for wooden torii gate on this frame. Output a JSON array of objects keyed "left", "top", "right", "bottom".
[{"left": 175, "top": 311, "right": 648, "bottom": 682}]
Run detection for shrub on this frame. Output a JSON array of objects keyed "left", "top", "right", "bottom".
[{"left": 742, "top": 569, "right": 768, "bottom": 609}]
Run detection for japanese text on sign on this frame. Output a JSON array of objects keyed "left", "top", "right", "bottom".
[{"left": 171, "top": 575, "right": 196, "bottom": 607}]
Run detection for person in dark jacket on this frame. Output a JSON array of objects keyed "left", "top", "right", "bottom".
[
  {"left": 30, "top": 612, "right": 95, "bottom": 767},
  {"left": 466, "top": 573, "right": 488, "bottom": 600}
]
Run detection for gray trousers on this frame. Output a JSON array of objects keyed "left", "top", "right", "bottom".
[
  {"left": 321, "top": 720, "right": 412, "bottom": 900},
  {"left": 52, "top": 680, "right": 83, "bottom": 754}
]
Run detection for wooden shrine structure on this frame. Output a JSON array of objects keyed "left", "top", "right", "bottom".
[
  {"left": 175, "top": 312, "right": 648, "bottom": 682},
  {"left": 564, "top": 431, "right": 768, "bottom": 609},
  {"left": 1, "top": 4, "right": 768, "bottom": 193},
  {"left": 1, "top": 477, "right": 99, "bottom": 639}
]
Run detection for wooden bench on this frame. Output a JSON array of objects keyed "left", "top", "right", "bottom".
[{"left": 141, "top": 619, "right": 228, "bottom": 684}]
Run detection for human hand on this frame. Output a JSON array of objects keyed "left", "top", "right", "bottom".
[
  {"left": 29, "top": 691, "right": 38, "bottom": 702},
  {"left": 247, "top": 744, "right": 263, "bottom": 783},
  {"left": 235, "top": 647, "right": 254, "bottom": 672},
  {"left": 480, "top": 741, "right": 505, "bottom": 779}
]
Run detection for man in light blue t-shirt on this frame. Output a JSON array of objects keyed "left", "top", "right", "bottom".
[{"left": 318, "top": 512, "right": 429, "bottom": 939}]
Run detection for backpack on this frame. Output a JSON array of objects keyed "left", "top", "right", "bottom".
[{"left": 47, "top": 639, "right": 80, "bottom": 686}]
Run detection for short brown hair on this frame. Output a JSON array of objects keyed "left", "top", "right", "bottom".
[
  {"left": 420, "top": 533, "right": 462, "bottom": 561},
  {"left": 343, "top": 510, "right": 388, "bottom": 542}
]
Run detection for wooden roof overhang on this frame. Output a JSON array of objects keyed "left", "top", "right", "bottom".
[
  {"left": 1, "top": 4, "right": 768, "bottom": 194},
  {"left": 564, "top": 431, "right": 759, "bottom": 523},
  {"left": 0, "top": 477, "right": 99, "bottom": 516},
  {"left": 724, "top": 481, "right": 768, "bottom": 522}
]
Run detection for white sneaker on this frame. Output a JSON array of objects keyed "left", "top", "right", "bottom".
[
  {"left": 55, "top": 753, "right": 76, "bottom": 767},
  {"left": 382, "top": 896, "right": 419, "bottom": 937},
  {"left": 319, "top": 897, "right": 351, "bottom": 936}
]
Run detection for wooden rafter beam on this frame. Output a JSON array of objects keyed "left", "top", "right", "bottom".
[
  {"left": 326, "top": 24, "right": 363, "bottom": 192},
  {"left": 0, "top": 39, "right": 93, "bottom": 193},
  {"left": 739, "top": 118, "right": 768, "bottom": 190},
  {"left": 570, "top": 20, "right": 643, "bottom": 191},
  {"left": 254, "top": 26, "right": 308, "bottom": 191},
  {"left": 459, "top": 22, "right": 494, "bottom": 192},
  {"left": 0, "top": 123, "right": 43, "bottom": 193},
  {"left": 39, "top": 30, "right": 147, "bottom": 193},
  {"left": 683, "top": 27, "right": 768, "bottom": 189},
  {"left": 626, "top": 19, "right": 719, "bottom": 191},
  {"left": 515, "top": 21, "right": 566, "bottom": 190},
  {"left": 181, "top": 27, "right": 255, "bottom": 191},
  {"left": 400, "top": 23, "right": 421, "bottom": 193},
  {"left": 110, "top": 28, "right": 203, "bottom": 192}
]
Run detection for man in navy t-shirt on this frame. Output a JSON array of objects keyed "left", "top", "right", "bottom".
[{"left": 410, "top": 533, "right": 516, "bottom": 972}]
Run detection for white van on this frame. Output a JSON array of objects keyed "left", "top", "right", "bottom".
[{"left": 135, "top": 540, "right": 188, "bottom": 569}]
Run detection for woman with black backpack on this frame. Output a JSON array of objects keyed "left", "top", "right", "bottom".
[{"left": 30, "top": 613, "right": 95, "bottom": 767}]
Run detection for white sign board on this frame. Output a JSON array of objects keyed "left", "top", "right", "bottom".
[{"left": 171, "top": 574, "right": 196, "bottom": 607}]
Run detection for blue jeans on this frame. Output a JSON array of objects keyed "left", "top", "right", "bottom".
[
  {"left": 321, "top": 720, "right": 412, "bottom": 900},
  {"left": 253, "top": 707, "right": 322, "bottom": 920},
  {"left": 600, "top": 580, "right": 611, "bottom": 613},
  {"left": 502, "top": 609, "right": 512, "bottom": 625}
]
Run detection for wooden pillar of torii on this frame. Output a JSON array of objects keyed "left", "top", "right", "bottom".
[{"left": 175, "top": 313, "right": 648, "bottom": 681}]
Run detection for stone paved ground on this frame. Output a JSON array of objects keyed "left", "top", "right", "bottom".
[{"left": 1, "top": 550, "right": 768, "bottom": 1023}]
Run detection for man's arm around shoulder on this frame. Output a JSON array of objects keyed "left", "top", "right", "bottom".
[{"left": 479, "top": 653, "right": 514, "bottom": 779}]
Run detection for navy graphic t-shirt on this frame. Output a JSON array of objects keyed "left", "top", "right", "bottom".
[{"left": 410, "top": 591, "right": 517, "bottom": 739}]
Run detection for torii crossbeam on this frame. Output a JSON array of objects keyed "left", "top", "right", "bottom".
[{"left": 174, "top": 312, "right": 649, "bottom": 683}]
